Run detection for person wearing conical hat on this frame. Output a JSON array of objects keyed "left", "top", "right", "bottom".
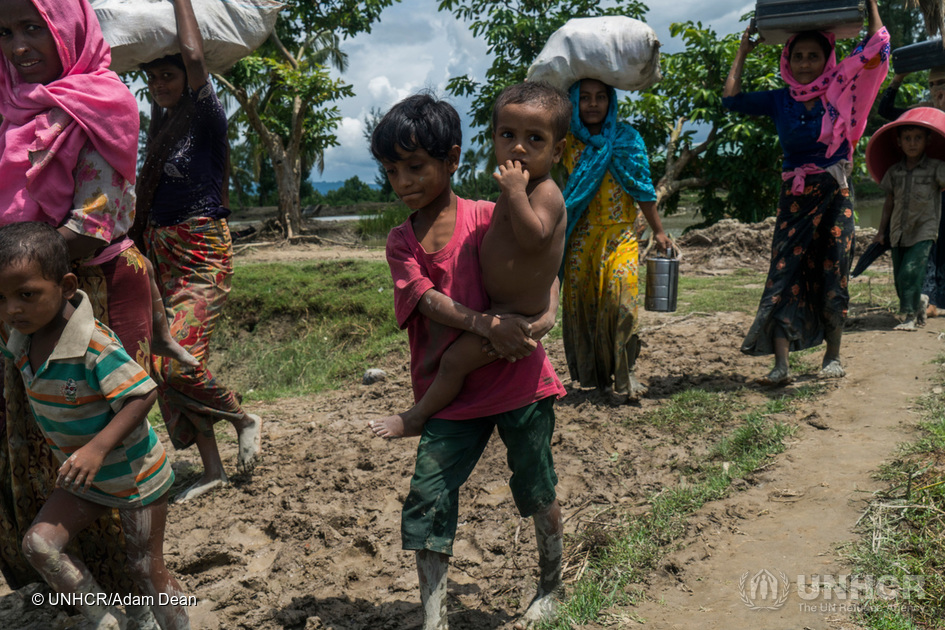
[{"left": 880, "top": 65, "right": 945, "bottom": 318}]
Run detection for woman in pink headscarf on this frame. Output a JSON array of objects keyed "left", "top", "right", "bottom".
[
  {"left": 0, "top": 0, "right": 167, "bottom": 617},
  {"left": 722, "top": 0, "right": 890, "bottom": 385}
]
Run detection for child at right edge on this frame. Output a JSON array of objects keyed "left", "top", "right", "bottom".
[
  {"left": 369, "top": 82, "right": 570, "bottom": 440},
  {"left": 368, "top": 91, "right": 567, "bottom": 629},
  {"left": 875, "top": 124, "right": 945, "bottom": 330}
]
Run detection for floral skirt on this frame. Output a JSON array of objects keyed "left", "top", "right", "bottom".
[
  {"left": 742, "top": 173, "right": 854, "bottom": 356},
  {"left": 562, "top": 216, "right": 641, "bottom": 394},
  {"left": 146, "top": 217, "right": 244, "bottom": 450},
  {"left": 0, "top": 247, "right": 150, "bottom": 591}
]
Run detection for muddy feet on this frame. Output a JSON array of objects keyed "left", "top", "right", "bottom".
[
  {"left": 918, "top": 295, "right": 929, "bottom": 326},
  {"left": 758, "top": 365, "right": 791, "bottom": 386},
  {"left": 512, "top": 590, "right": 559, "bottom": 629},
  {"left": 151, "top": 335, "right": 200, "bottom": 368},
  {"left": 894, "top": 316, "right": 918, "bottom": 331},
  {"left": 369, "top": 414, "right": 423, "bottom": 439},
  {"left": 818, "top": 359, "right": 845, "bottom": 379},
  {"left": 174, "top": 474, "right": 229, "bottom": 503},
  {"left": 237, "top": 414, "right": 263, "bottom": 474},
  {"left": 627, "top": 374, "right": 648, "bottom": 401}
]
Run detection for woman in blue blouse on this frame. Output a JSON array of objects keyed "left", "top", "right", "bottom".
[{"left": 722, "top": 0, "right": 890, "bottom": 385}]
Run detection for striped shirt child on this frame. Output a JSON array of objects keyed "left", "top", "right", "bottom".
[{"left": 0, "top": 290, "right": 173, "bottom": 507}]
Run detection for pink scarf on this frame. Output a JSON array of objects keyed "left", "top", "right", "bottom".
[
  {"left": 780, "top": 27, "right": 890, "bottom": 160},
  {"left": 0, "top": 0, "right": 139, "bottom": 227}
]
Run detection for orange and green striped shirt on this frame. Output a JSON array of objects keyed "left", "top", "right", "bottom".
[{"left": 0, "top": 291, "right": 173, "bottom": 508}]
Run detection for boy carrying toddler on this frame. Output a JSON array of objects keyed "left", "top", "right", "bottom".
[
  {"left": 368, "top": 85, "right": 569, "bottom": 629},
  {"left": 0, "top": 222, "right": 190, "bottom": 630},
  {"left": 370, "top": 81, "right": 569, "bottom": 441}
]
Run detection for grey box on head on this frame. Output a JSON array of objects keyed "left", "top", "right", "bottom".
[
  {"left": 892, "top": 38, "right": 945, "bottom": 74},
  {"left": 754, "top": 0, "right": 866, "bottom": 45}
]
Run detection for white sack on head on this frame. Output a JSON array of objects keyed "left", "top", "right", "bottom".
[
  {"left": 91, "top": 0, "right": 283, "bottom": 74},
  {"left": 526, "top": 16, "right": 661, "bottom": 93}
]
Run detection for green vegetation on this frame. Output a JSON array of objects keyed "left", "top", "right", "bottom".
[
  {"left": 841, "top": 359, "right": 945, "bottom": 630},
  {"left": 306, "top": 175, "right": 387, "bottom": 206},
  {"left": 642, "top": 268, "right": 767, "bottom": 315},
  {"left": 357, "top": 203, "right": 413, "bottom": 240},
  {"left": 212, "top": 259, "right": 404, "bottom": 400},
  {"left": 540, "top": 387, "right": 800, "bottom": 629}
]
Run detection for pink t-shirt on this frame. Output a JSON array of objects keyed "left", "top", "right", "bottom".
[{"left": 386, "top": 196, "right": 565, "bottom": 420}]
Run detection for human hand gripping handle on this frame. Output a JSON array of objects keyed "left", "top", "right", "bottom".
[{"left": 57, "top": 445, "right": 107, "bottom": 493}]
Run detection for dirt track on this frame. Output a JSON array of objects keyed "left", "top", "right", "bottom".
[{"left": 2, "top": 225, "right": 940, "bottom": 630}]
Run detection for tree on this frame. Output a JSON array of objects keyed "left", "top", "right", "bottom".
[
  {"left": 312, "top": 176, "right": 382, "bottom": 206},
  {"left": 454, "top": 144, "right": 499, "bottom": 201},
  {"left": 620, "top": 20, "right": 786, "bottom": 225},
  {"left": 362, "top": 107, "right": 394, "bottom": 199},
  {"left": 438, "top": 0, "right": 647, "bottom": 146},
  {"left": 214, "top": 1, "right": 397, "bottom": 238}
]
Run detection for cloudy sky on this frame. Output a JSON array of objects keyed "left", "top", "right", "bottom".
[{"left": 314, "top": 0, "right": 755, "bottom": 185}]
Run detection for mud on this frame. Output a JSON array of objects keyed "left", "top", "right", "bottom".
[{"left": 0, "top": 219, "right": 926, "bottom": 630}]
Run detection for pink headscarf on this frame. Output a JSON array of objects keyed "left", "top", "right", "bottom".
[
  {"left": 0, "top": 0, "right": 139, "bottom": 227},
  {"left": 780, "top": 27, "right": 891, "bottom": 161}
]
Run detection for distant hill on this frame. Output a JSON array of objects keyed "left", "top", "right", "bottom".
[{"left": 311, "top": 180, "right": 380, "bottom": 194}]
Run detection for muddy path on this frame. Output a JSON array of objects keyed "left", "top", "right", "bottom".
[
  {"left": 623, "top": 318, "right": 945, "bottom": 630},
  {"left": 2, "top": 230, "right": 938, "bottom": 630}
]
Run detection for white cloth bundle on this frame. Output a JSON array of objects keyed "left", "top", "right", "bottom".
[
  {"left": 526, "top": 16, "right": 661, "bottom": 93},
  {"left": 91, "top": 0, "right": 283, "bottom": 74}
]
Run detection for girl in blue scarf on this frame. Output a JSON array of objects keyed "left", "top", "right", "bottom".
[{"left": 560, "top": 78, "right": 671, "bottom": 401}]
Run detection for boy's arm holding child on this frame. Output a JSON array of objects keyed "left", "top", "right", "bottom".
[
  {"left": 416, "top": 288, "right": 538, "bottom": 361},
  {"left": 494, "top": 162, "right": 564, "bottom": 253},
  {"left": 57, "top": 390, "right": 158, "bottom": 492}
]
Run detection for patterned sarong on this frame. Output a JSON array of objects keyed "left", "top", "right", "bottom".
[
  {"left": 742, "top": 173, "right": 855, "bottom": 355},
  {"left": 146, "top": 217, "right": 244, "bottom": 450}
]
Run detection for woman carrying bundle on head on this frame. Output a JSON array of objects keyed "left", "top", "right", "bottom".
[
  {"left": 559, "top": 78, "right": 672, "bottom": 403},
  {"left": 133, "top": 0, "right": 262, "bottom": 503},
  {"left": 0, "top": 0, "right": 187, "bottom": 625},
  {"left": 723, "top": 0, "right": 890, "bottom": 385}
]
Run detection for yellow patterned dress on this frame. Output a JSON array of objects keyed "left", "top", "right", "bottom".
[{"left": 561, "top": 132, "right": 643, "bottom": 395}]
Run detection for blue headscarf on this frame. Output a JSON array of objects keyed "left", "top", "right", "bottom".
[{"left": 562, "top": 81, "right": 657, "bottom": 246}]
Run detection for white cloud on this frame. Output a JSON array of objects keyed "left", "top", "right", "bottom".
[{"left": 310, "top": 1, "right": 761, "bottom": 184}]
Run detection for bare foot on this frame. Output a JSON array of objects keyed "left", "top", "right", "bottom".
[
  {"left": 369, "top": 414, "right": 423, "bottom": 439},
  {"left": 918, "top": 296, "right": 929, "bottom": 326},
  {"left": 758, "top": 365, "right": 791, "bottom": 386},
  {"left": 929, "top": 303, "right": 939, "bottom": 318},
  {"left": 513, "top": 590, "right": 560, "bottom": 629},
  {"left": 237, "top": 414, "right": 263, "bottom": 474},
  {"left": 151, "top": 335, "right": 200, "bottom": 367},
  {"left": 894, "top": 316, "right": 917, "bottom": 331},
  {"left": 818, "top": 358, "right": 845, "bottom": 379},
  {"left": 174, "top": 474, "right": 229, "bottom": 503},
  {"left": 627, "top": 375, "right": 648, "bottom": 401}
]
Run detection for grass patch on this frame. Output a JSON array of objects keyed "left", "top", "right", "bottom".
[
  {"left": 631, "top": 388, "right": 743, "bottom": 434},
  {"left": 841, "top": 356, "right": 945, "bottom": 629},
  {"left": 541, "top": 389, "right": 801, "bottom": 628},
  {"left": 652, "top": 269, "right": 767, "bottom": 315},
  {"left": 357, "top": 203, "right": 413, "bottom": 242},
  {"left": 212, "top": 259, "right": 405, "bottom": 400},
  {"left": 849, "top": 273, "right": 899, "bottom": 312}
]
